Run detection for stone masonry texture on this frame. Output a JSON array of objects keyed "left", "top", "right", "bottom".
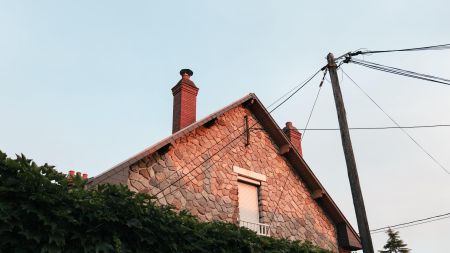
[{"left": 127, "top": 105, "right": 339, "bottom": 252}]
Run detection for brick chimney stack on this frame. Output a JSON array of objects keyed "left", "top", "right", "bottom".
[
  {"left": 172, "top": 69, "right": 199, "bottom": 133},
  {"left": 283, "top": 122, "right": 303, "bottom": 156}
]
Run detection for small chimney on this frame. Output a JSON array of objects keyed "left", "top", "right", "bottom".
[
  {"left": 171, "top": 69, "right": 199, "bottom": 133},
  {"left": 283, "top": 122, "right": 303, "bottom": 156}
]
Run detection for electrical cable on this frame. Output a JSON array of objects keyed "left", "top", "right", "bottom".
[
  {"left": 293, "top": 124, "right": 450, "bottom": 131},
  {"left": 157, "top": 130, "right": 244, "bottom": 200},
  {"left": 372, "top": 216, "right": 450, "bottom": 234},
  {"left": 250, "top": 124, "right": 450, "bottom": 132},
  {"left": 267, "top": 167, "right": 293, "bottom": 234},
  {"left": 349, "top": 43, "right": 450, "bottom": 57},
  {"left": 268, "top": 73, "right": 327, "bottom": 230},
  {"left": 267, "top": 68, "right": 324, "bottom": 110},
  {"left": 383, "top": 216, "right": 450, "bottom": 232},
  {"left": 342, "top": 69, "right": 450, "bottom": 175},
  {"left": 371, "top": 212, "right": 450, "bottom": 232},
  {"left": 371, "top": 212, "right": 450, "bottom": 234},
  {"left": 269, "top": 69, "right": 322, "bottom": 113},
  {"left": 302, "top": 87, "right": 322, "bottom": 140},
  {"left": 349, "top": 58, "right": 450, "bottom": 86},
  {"left": 352, "top": 59, "right": 450, "bottom": 83},
  {"left": 155, "top": 117, "right": 261, "bottom": 200},
  {"left": 154, "top": 123, "right": 244, "bottom": 192}
]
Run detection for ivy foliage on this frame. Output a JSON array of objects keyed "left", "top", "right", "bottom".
[{"left": 0, "top": 151, "right": 332, "bottom": 253}]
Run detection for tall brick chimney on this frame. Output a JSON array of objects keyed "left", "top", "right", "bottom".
[
  {"left": 172, "top": 69, "right": 199, "bottom": 133},
  {"left": 283, "top": 122, "right": 303, "bottom": 156}
]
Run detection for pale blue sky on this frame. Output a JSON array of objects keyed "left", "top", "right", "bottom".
[{"left": 1, "top": 1, "right": 450, "bottom": 251}]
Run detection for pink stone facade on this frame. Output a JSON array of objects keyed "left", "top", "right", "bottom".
[{"left": 126, "top": 105, "right": 339, "bottom": 252}]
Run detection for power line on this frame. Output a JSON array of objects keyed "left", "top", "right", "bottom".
[
  {"left": 346, "top": 43, "right": 450, "bottom": 57},
  {"left": 268, "top": 163, "right": 293, "bottom": 232},
  {"left": 348, "top": 58, "right": 450, "bottom": 86},
  {"left": 267, "top": 66, "right": 327, "bottom": 110},
  {"left": 386, "top": 216, "right": 450, "bottom": 232},
  {"left": 302, "top": 87, "right": 322, "bottom": 140},
  {"left": 268, "top": 72, "right": 327, "bottom": 230},
  {"left": 351, "top": 58, "right": 450, "bottom": 83},
  {"left": 267, "top": 76, "right": 313, "bottom": 109},
  {"left": 269, "top": 69, "right": 322, "bottom": 113},
  {"left": 157, "top": 130, "right": 243, "bottom": 200},
  {"left": 156, "top": 68, "right": 324, "bottom": 199},
  {"left": 155, "top": 117, "right": 249, "bottom": 200},
  {"left": 155, "top": 117, "right": 252, "bottom": 199},
  {"left": 154, "top": 123, "right": 242, "bottom": 193},
  {"left": 295, "top": 124, "right": 450, "bottom": 131},
  {"left": 371, "top": 212, "right": 450, "bottom": 234},
  {"left": 251, "top": 124, "right": 450, "bottom": 132},
  {"left": 342, "top": 69, "right": 450, "bottom": 175},
  {"left": 371, "top": 212, "right": 450, "bottom": 232},
  {"left": 301, "top": 71, "right": 325, "bottom": 140}
]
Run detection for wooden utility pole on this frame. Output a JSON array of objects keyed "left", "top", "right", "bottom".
[{"left": 327, "top": 53, "right": 374, "bottom": 253}]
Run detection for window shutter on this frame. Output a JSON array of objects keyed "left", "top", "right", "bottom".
[{"left": 238, "top": 182, "right": 259, "bottom": 223}]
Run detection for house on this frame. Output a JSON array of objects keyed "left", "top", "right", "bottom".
[{"left": 88, "top": 69, "right": 362, "bottom": 253}]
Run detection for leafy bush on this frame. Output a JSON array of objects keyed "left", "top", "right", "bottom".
[{"left": 0, "top": 151, "right": 332, "bottom": 253}]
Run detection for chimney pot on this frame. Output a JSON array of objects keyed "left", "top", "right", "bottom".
[
  {"left": 180, "top": 69, "right": 193, "bottom": 79},
  {"left": 82, "top": 173, "right": 88, "bottom": 180},
  {"left": 69, "top": 170, "right": 75, "bottom": 176}
]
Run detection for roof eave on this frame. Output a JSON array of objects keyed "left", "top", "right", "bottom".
[{"left": 245, "top": 95, "right": 362, "bottom": 250}]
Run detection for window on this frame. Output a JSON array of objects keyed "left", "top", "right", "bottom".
[
  {"left": 238, "top": 181, "right": 259, "bottom": 224},
  {"left": 234, "top": 166, "right": 270, "bottom": 236}
]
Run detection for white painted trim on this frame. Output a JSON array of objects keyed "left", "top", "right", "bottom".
[
  {"left": 233, "top": 166, "right": 266, "bottom": 182},
  {"left": 239, "top": 220, "right": 270, "bottom": 236}
]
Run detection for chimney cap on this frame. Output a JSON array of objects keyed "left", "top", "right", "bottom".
[
  {"left": 180, "top": 69, "right": 193, "bottom": 77},
  {"left": 283, "top": 121, "right": 301, "bottom": 136},
  {"left": 285, "top": 121, "right": 297, "bottom": 130}
]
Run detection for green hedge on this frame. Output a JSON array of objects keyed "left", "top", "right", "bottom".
[{"left": 0, "top": 151, "right": 332, "bottom": 253}]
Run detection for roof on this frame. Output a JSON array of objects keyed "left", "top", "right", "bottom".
[{"left": 88, "top": 93, "right": 362, "bottom": 250}]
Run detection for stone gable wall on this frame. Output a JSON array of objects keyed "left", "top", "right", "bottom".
[{"left": 128, "top": 105, "right": 338, "bottom": 252}]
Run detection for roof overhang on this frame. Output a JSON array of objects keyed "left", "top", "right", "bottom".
[{"left": 245, "top": 94, "right": 361, "bottom": 250}]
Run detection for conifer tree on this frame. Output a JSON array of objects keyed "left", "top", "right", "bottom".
[{"left": 379, "top": 228, "right": 410, "bottom": 253}]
